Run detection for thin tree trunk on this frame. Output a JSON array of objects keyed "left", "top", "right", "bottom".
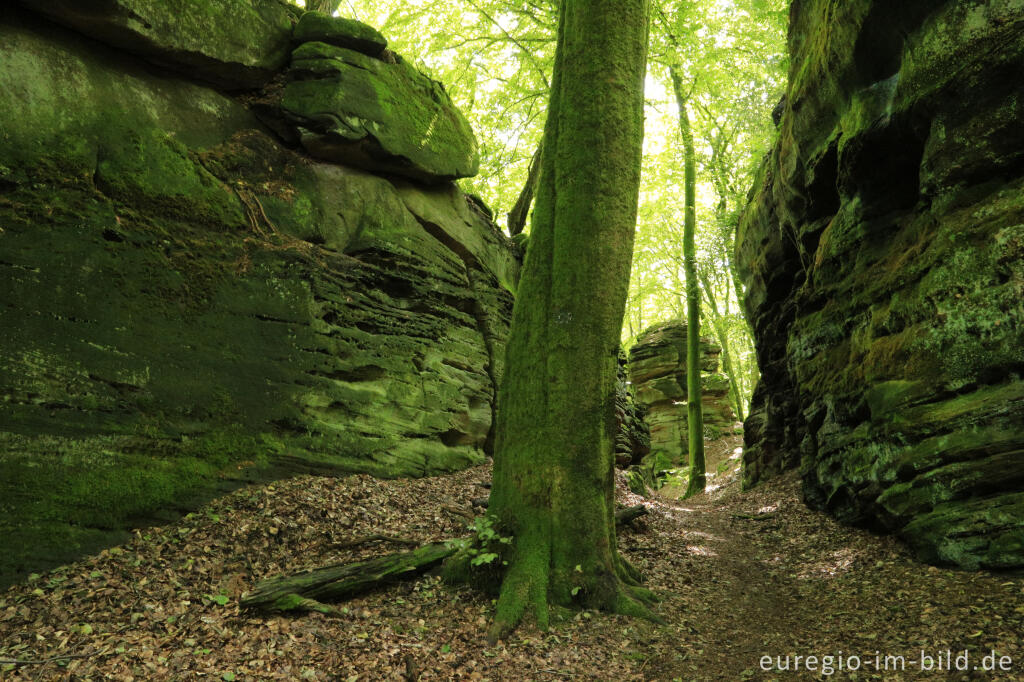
[
  {"left": 698, "top": 271, "right": 745, "bottom": 422},
  {"left": 486, "top": 0, "right": 654, "bottom": 642},
  {"left": 670, "top": 67, "right": 706, "bottom": 499},
  {"left": 507, "top": 141, "right": 543, "bottom": 236},
  {"left": 305, "top": 0, "right": 341, "bottom": 15}
]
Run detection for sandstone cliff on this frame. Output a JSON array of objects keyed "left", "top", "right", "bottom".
[
  {"left": 738, "top": 0, "right": 1024, "bottom": 569},
  {"left": 0, "top": 2, "right": 516, "bottom": 586},
  {"left": 628, "top": 320, "right": 735, "bottom": 473}
]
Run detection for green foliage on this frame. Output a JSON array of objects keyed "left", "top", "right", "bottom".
[{"left": 454, "top": 515, "right": 513, "bottom": 567}]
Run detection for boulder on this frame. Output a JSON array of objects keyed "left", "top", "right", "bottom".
[
  {"left": 737, "top": 0, "right": 1024, "bottom": 569},
  {"left": 282, "top": 41, "right": 480, "bottom": 183},
  {"left": 18, "top": 0, "right": 296, "bottom": 88},
  {"left": 293, "top": 11, "right": 387, "bottom": 56}
]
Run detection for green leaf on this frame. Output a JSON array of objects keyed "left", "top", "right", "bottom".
[
  {"left": 440, "top": 644, "right": 451, "bottom": 654},
  {"left": 205, "top": 593, "right": 230, "bottom": 606},
  {"left": 222, "top": 673, "right": 236, "bottom": 681}
]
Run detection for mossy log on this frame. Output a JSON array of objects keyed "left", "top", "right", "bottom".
[
  {"left": 616, "top": 504, "right": 648, "bottom": 526},
  {"left": 241, "top": 542, "right": 456, "bottom": 615}
]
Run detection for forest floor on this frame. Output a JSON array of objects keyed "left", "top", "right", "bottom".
[{"left": 2, "top": 437, "right": 1023, "bottom": 681}]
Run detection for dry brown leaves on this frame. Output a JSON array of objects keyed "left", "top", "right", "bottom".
[{"left": 2, "top": 446, "right": 1022, "bottom": 681}]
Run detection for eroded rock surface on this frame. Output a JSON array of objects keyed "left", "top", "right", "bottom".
[
  {"left": 628, "top": 321, "right": 736, "bottom": 471},
  {"left": 0, "top": 5, "right": 513, "bottom": 586},
  {"left": 281, "top": 41, "right": 480, "bottom": 183},
  {"left": 18, "top": 0, "right": 297, "bottom": 88},
  {"left": 738, "top": 0, "right": 1024, "bottom": 568}
]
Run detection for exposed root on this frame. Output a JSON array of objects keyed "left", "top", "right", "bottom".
[{"left": 487, "top": 541, "right": 550, "bottom": 644}]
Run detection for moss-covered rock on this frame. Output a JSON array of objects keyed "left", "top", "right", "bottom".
[
  {"left": 627, "top": 320, "right": 735, "bottom": 472},
  {"left": 0, "top": 7, "right": 514, "bottom": 587},
  {"left": 18, "top": 0, "right": 295, "bottom": 88},
  {"left": 737, "top": 0, "right": 1024, "bottom": 569},
  {"left": 293, "top": 11, "right": 387, "bottom": 56},
  {"left": 282, "top": 41, "right": 480, "bottom": 183}
]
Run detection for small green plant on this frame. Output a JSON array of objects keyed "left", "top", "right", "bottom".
[
  {"left": 205, "top": 593, "right": 230, "bottom": 606},
  {"left": 447, "top": 515, "right": 513, "bottom": 567}
]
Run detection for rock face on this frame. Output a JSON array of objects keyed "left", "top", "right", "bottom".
[
  {"left": 0, "top": 5, "right": 514, "bottom": 586},
  {"left": 281, "top": 40, "right": 480, "bottom": 183},
  {"left": 737, "top": 0, "right": 1024, "bottom": 569},
  {"left": 18, "top": 0, "right": 297, "bottom": 88},
  {"left": 627, "top": 321, "right": 736, "bottom": 469}
]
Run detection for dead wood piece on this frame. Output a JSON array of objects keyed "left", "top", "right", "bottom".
[
  {"left": 0, "top": 651, "right": 94, "bottom": 666},
  {"left": 615, "top": 504, "right": 648, "bottom": 527},
  {"left": 470, "top": 497, "right": 489, "bottom": 508},
  {"left": 441, "top": 505, "right": 475, "bottom": 522},
  {"left": 241, "top": 542, "right": 456, "bottom": 614},
  {"left": 731, "top": 512, "right": 778, "bottom": 521}
]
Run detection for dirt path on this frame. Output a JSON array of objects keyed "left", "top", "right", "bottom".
[
  {"left": 1, "top": 452, "right": 1022, "bottom": 680},
  {"left": 627, "top": 469, "right": 1023, "bottom": 681}
]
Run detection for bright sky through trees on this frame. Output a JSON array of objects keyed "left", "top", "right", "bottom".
[{"left": 301, "top": 0, "right": 787, "bottom": 416}]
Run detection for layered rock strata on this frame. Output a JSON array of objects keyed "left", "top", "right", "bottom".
[
  {"left": 627, "top": 321, "right": 736, "bottom": 468},
  {"left": 0, "top": 3, "right": 514, "bottom": 586},
  {"left": 737, "top": 0, "right": 1024, "bottom": 568}
]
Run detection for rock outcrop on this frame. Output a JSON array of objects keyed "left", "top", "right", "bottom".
[
  {"left": 19, "top": 0, "right": 298, "bottom": 88},
  {"left": 738, "top": 0, "right": 1024, "bottom": 569},
  {"left": 0, "top": 4, "right": 514, "bottom": 586},
  {"left": 627, "top": 321, "right": 736, "bottom": 471},
  {"left": 280, "top": 35, "right": 479, "bottom": 183}
]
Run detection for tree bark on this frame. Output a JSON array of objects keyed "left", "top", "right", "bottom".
[
  {"left": 486, "top": 0, "right": 654, "bottom": 642},
  {"left": 506, "top": 141, "right": 543, "bottom": 236},
  {"left": 669, "top": 67, "right": 706, "bottom": 499},
  {"left": 241, "top": 542, "right": 455, "bottom": 615},
  {"left": 305, "top": 0, "right": 341, "bottom": 15}
]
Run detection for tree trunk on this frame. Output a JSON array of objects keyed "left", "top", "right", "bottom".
[
  {"left": 506, "top": 141, "right": 543, "bottom": 236},
  {"left": 698, "top": 270, "right": 745, "bottom": 422},
  {"left": 305, "top": 0, "right": 340, "bottom": 15},
  {"left": 670, "top": 67, "right": 706, "bottom": 499},
  {"left": 241, "top": 542, "right": 455, "bottom": 615},
  {"left": 486, "top": 0, "right": 654, "bottom": 642}
]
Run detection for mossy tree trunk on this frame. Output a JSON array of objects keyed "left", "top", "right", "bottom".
[
  {"left": 698, "top": 270, "right": 745, "bottom": 422},
  {"left": 485, "top": 0, "right": 654, "bottom": 642},
  {"left": 669, "top": 67, "right": 706, "bottom": 499}
]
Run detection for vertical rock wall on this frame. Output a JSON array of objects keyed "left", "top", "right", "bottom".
[
  {"left": 0, "top": 2, "right": 516, "bottom": 585},
  {"left": 738, "top": 0, "right": 1024, "bottom": 568}
]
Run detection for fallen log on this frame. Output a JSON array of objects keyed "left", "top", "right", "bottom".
[
  {"left": 616, "top": 504, "right": 648, "bottom": 526},
  {"left": 241, "top": 542, "right": 456, "bottom": 615},
  {"left": 243, "top": 506, "right": 649, "bottom": 616}
]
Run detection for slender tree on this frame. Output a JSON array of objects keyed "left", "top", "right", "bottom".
[
  {"left": 670, "top": 68, "right": 706, "bottom": 498},
  {"left": 486, "top": 0, "right": 656, "bottom": 641}
]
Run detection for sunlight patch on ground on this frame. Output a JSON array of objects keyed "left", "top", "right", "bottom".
[{"left": 685, "top": 545, "right": 718, "bottom": 557}]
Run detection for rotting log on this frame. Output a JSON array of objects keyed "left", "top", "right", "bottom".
[
  {"left": 615, "top": 504, "right": 648, "bottom": 527},
  {"left": 241, "top": 542, "right": 456, "bottom": 615},
  {"left": 242, "top": 506, "right": 647, "bottom": 618}
]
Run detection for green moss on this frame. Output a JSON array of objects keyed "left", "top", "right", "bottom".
[{"left": 282, "top": 41, "right": 479, "bottom": 181}]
